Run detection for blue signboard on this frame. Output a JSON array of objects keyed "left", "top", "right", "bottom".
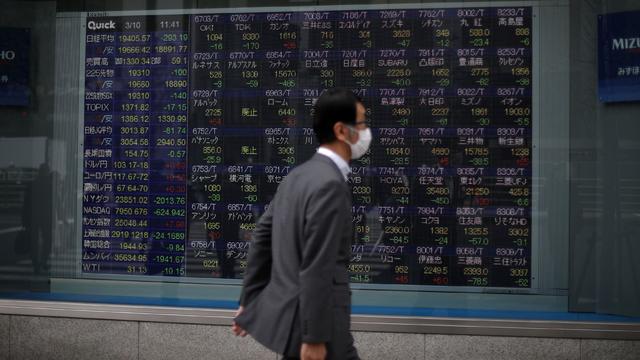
[
  {"left": 0, "top": 28, "right": 30, "bottom": 106},
  {"left": 598, "top": 11, "right": 640, "bottom": 103}
]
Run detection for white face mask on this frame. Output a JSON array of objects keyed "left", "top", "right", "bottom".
[{"left": 345, "top": 126, "right": 372, "bottom": 160}]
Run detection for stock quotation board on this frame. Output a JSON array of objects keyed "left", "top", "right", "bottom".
[{"left": 82, "top": 6, "right": 533, "bottom": 288}]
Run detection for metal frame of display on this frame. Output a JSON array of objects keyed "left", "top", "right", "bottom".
[{"left": 0, "top": 299, "right": 638, "bottom": 340}]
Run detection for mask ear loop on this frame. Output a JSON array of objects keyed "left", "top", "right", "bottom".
[{"left": 344, "top": 124, "right": 358, "bottom": 144}]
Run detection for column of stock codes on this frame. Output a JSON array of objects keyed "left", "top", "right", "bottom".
[{"left": 82, "top": 7, "right": 533, "bottom": 288}]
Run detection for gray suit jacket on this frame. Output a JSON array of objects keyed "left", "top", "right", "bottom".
[{"left": 236, "top": 153, "right": 353, "bottom": 355}]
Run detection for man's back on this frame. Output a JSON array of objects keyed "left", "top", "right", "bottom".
[
  {"left": 270, "top": 153, "right": 352, "bottom": 300},
  {"left": 236, "top": 154, "right": 353, "bottom": 356}
]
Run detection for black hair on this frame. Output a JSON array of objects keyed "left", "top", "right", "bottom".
[{"left": 312, "top": 88, "right": 362, "bottom": 144}]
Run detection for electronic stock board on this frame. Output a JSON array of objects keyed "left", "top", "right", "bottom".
[{"left": 81, "top": 5, "right": 534, "bottom": 288}]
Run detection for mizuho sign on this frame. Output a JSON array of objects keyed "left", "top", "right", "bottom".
[
  {"left": 612, "top": 37, "right": 640, "bottom": 51},
  {"left": 0, "top": 50, "right": 16, "bottom": 61}
]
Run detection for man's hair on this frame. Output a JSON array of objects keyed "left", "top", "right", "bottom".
[{"left": 312, "top": 88, "right": 362, "bottom": 144}]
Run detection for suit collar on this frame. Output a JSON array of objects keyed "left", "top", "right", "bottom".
[
  {"left": 311, "top": 153, "right": 349, "bottom": 182},
  {"left": 316, "top": 147, "right": 350, "bottom": 181}
]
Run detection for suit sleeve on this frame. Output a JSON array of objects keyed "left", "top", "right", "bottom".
[
  {"left": 299, "top": 180, "right": 348, "bottom": 343},
  {"left": 239, "top": 202, "right": 274, "bottom": 306}
]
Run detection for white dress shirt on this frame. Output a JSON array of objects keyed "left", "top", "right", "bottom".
[{"left": 317, "top": 147, "right": 350, "bottom": 181}]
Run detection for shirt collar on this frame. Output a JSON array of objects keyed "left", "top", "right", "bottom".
[{"left": 317, "top": 147, "right": 350, "bottom": 181}]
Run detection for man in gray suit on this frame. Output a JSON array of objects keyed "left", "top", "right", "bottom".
[{"left": 232, "top": 88, "right": 371, "bottom": 360}]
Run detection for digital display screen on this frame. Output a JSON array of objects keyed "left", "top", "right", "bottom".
[{"left": 81, "top": 6, "right": 533, "bottom": 288}]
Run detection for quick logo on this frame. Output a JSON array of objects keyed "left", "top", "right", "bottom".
[{"left": 87, "top": 20, "right": 116, "bottom": 31}]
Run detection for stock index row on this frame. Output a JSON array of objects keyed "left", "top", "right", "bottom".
[{"left": 82, "top": 6, "right": 533, "bottom": 288}]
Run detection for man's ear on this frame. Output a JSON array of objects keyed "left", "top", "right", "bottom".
[{"left": 333, "top": 122, "right": 349, "bottom": 142}]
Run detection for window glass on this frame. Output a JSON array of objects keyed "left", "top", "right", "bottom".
[{"left": 0, "top": 0, "right": 638, "bottom": 322}]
